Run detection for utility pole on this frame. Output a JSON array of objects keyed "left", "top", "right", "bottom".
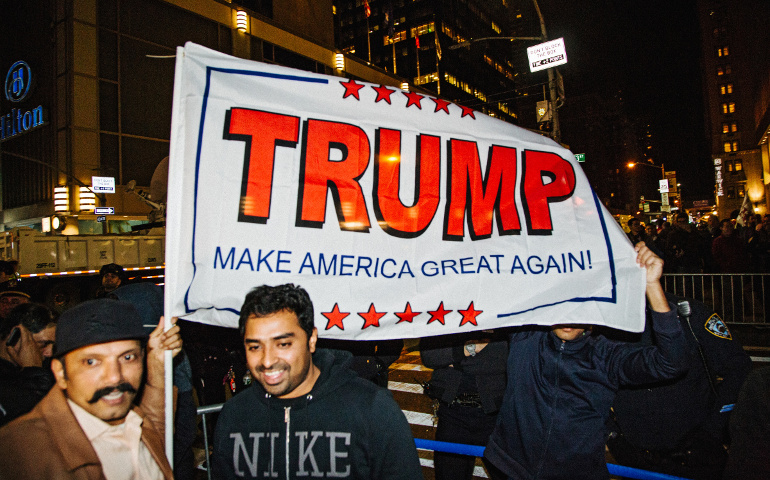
[{"left": 532, "top": 0, "right": 560, "bottom": 143}]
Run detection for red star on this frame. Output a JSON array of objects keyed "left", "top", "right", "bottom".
[
  {"left": 459, "top": 105, "right": 476, "bottom": 119},
  {"left": 395, "top": 303, "right": 421, "bottom": 323},
  {"left": 340, "top": 79, "right": 365, "bottom": 100},
  {"left": 322, "top": 304, "right": 350, "bottom": 331},
  {"left": 432, "top": 98, "right": 451, "bottom": 114},
  {"left": 458, "top": 302, "right": 482, "bottom": 327},
  {"left": 403, "top": 91, "right": 424, "bottom": 109},
  {"left": 359, "top": 303, "right": 386, "bottom": 329},
  {"left": 427, "top": 302, "right": 452, "bottom": 325},
  {"left": 372, "top": 85, "right": 396, "bottom": 104}
]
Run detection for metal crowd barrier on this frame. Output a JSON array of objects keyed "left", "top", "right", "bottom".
[
  {"left": 662, "top": 273, "right": 770, "bottom": 325},
  {"left": 195, "top": 403, "right": 691, "bottom": 480}
]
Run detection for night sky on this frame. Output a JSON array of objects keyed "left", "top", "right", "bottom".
[{"left": 541, "top": 0, "right": 711, "bottom": 201}]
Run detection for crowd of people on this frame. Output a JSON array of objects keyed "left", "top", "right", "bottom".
[
  {"left": 625, "top": 212, "right": 770, "bottom": 274},
  {"left": 0, "top": 244, "right": 766, "bottom": 479}
]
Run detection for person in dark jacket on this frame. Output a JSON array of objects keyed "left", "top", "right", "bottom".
[
  {"left": 316, "top": 337, "right": 403, "bottom": 387},
  {"left": 421, "top": 330, "right": 508, "bottom": 480},
  {"left": 723, "top": 366, "right": 770, "bottom": 479},
  {"left": 484, "top": 243, "right": 687, "bottom": 480},
  {"left": 607, "top": 294, "right": 752, "bottom": 480},
  {"left": 0, "top": 303, "right": 55, "bottom": 427},
  {"left": 212, "top": 284, "right": 421, "bottom": 480}
]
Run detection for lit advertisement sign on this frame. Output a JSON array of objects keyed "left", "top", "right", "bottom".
[
  {"left": 714, "top": 158, "right": 724, "bottom": 197},
  {"left": 1, "top": 60, "right": 47, "bottom": 143}
]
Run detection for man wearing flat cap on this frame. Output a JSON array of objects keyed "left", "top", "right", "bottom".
[{"left": 0, "top": 298, "right": 182, "bottom": 480}]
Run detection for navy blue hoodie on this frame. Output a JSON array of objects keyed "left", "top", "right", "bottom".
[
  {"left": 212, "top": 349, "right": 422, "bottom": 479},
  {"left": 485, "top": 308, "right": 686, "bottom": 480}
]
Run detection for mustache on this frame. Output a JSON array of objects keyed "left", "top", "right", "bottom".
[{"left": 88, "top": 383, "right": 137, "bottom": 403}]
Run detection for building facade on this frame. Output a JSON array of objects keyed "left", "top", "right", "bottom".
[
  {"left": 332, "top": 0, "right": 559, "bottom": 130},
  {"left": 698, "top": 0, "right": 770, "bottom": 220},
  {"left": 0, "top": 0, "right": 409, "bottom": 232}
]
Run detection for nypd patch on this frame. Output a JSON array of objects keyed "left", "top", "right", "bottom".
[{"left": 705, "top": 313, "right": 731, "bottom": 340}]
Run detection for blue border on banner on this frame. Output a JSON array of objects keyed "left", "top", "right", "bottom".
[
  {"left": 183, "top": 66, "right": 328, "bottom": 315},
  {"left": 182, "top": 65, "right": 618, "bottom": 318},
  {"left": 497, "top": 188, "right": 617, "bottom": 318}
]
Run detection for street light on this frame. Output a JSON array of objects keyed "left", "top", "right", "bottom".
[{"left": 627, "top": 161, "right": 665, "bottom": 179}]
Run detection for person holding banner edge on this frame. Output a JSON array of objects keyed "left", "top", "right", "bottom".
[{"left": 483, "top": 242, "right": 688, "bottom": 480}]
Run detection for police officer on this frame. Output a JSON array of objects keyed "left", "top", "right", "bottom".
[{"left": 607, "top": 294, "right": 752, "bottom": 480}]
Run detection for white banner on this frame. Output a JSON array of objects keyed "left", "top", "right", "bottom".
[{"left": 165, "top": 43, "right": 646, "bottom": 340}]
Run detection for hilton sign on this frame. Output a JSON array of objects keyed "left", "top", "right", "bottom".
[{"left": 1, "top": 61, "right": 46, "bottom": 142}]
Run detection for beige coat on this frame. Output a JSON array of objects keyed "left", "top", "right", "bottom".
[{"left": 0, "top": 383, "right": 173, "bottom": 480}]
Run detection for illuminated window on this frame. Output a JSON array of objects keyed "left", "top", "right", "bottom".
[
  {"left": 717, "top": 46, "right": 729, "bottom": 56},
  {"left": 717, "top": 66, "right": 724, "bottom": 76},
  {"left": 441, "top": 24, "right": 466, "bottom": 44},
  {"left": 722, "top": 103, "right": 728, "bottom": 114},
  {"left": 727, "top": 84, "right": 733, "bottom": 93},
  {"left": 410, "top": 22, "right": 435, "bottom": 37},
  {"left": 729, "top": 102, "right": 735, "bottom": 113},
  {"left": 737, "top": 185, "right": 745, "bottom": 197},
  {"left": 414, "top": 72, "right": 439, "bottom": 85},
  {"left": 735, "top": 159, "right": 742, "bottom": 170},
  {"left": 383, "top": 30, "right": 407, "bottom": 44},
  {"left": 723, "top": 124, "right": 730, "bottom": 134},
  {"left": 724, "top": 142, "right": 732, "bottom": 152},
  {"left": 731, "top": 122, "right": 738, "bottom": 132},
  {"left": 727, "top": 161, "right": 734, "bottom": 171},
  {"left": 491, "top": 22, "right": 501, "bottom": 34}
]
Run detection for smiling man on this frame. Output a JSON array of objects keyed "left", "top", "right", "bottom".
[
  {"left": 212, "top": 284, "right": 421, "bottom": 480},
  {"left": 0, "top": 298, "right": 182, "bottom": 480}
]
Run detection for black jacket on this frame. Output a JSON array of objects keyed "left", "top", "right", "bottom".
[
  {"left": 420, "top": 331, "right": 508, "bottom": 414},
  {"left": 0, "top": 357, "right": 54, "bottom": 427},
  {"left": 212, "top": 349, "right": 422, "bottom": 479},
  {"left": 611, "top": 294, "right": 752, "bottom": 449},
  {"left": 485, "top": 308, "right": 686, "bottom": 480}
]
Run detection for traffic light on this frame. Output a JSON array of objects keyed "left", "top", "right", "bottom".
[{"left": 539, "top": 121, "right": 552, "bottom": 132}]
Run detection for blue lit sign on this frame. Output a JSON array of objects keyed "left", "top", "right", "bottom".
[
  {"left": 5, "top": 61, "right": 32, "bottom": 103},
  {"left": 1, "top": 60, "right": 46, "bottom": 143}
]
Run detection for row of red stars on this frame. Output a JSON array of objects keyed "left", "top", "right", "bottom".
[
  {"left": 339, "top": 79, "right": 477, "bottom": 119},
  {"left": 321, "top": 301, "right": 482, "bottom": 331}
]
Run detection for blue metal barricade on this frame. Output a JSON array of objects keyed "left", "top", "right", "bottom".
[{"left": 196, "top": 403, "right": 693, "bottom": 480}]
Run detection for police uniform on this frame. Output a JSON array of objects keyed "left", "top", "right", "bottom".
[{"left": 608, "top": 293, "right": 752, "bottom": 480}]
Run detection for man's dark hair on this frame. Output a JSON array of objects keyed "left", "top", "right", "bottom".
[
  {"left": 627, "top": 217, "right": 639, "bottom": 228},
  {"left": 239, "top": 284, "right": 315, "bottom": 339},
  {"left": 0, "top": 303, "right": 55, "bottom": 340},
  {"left": 675, "top": 212, "right": 688, "bottom": 222},
  {"left": 13, "top": 303, "right": 56, "bottom": 333},
  {"left": 720, "top": 218, "right": 732, "bottom": 228}
]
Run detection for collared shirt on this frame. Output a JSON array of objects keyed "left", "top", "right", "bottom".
[{"left": 68, "top": 399, "right": 164, "bottom": 480}]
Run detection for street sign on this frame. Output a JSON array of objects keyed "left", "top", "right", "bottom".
[
  {"left": 662, "top": 205, "right": 671, "bottom": 213},
  {"left": 574, "top": 153, "right": 585, "bottom": 163},
  {"left": 527, "top": 38, "right": 568, "bottom": 72},
  {"left": 94, "top": 207, "right": 115, "bottom": 215},
  {"left": 659, "top": 179, "right": 669, "bottom": 193},
  {"left": 661, "top": 192, "right": 669, "bottom": 206},
  {"left": 92, "top": 176, "right": 116, "bottom": 193},
  {"left": 96, "top": 215, "right": 106, "bottom": 222}
]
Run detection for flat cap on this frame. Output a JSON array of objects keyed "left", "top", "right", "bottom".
[{"left": 54, "top": 298, "right": 147, "bottom": 357}]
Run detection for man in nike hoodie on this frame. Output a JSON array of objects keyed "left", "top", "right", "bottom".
[{"left": 212, "top": 284, "right": 422, "bottom": 479}]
